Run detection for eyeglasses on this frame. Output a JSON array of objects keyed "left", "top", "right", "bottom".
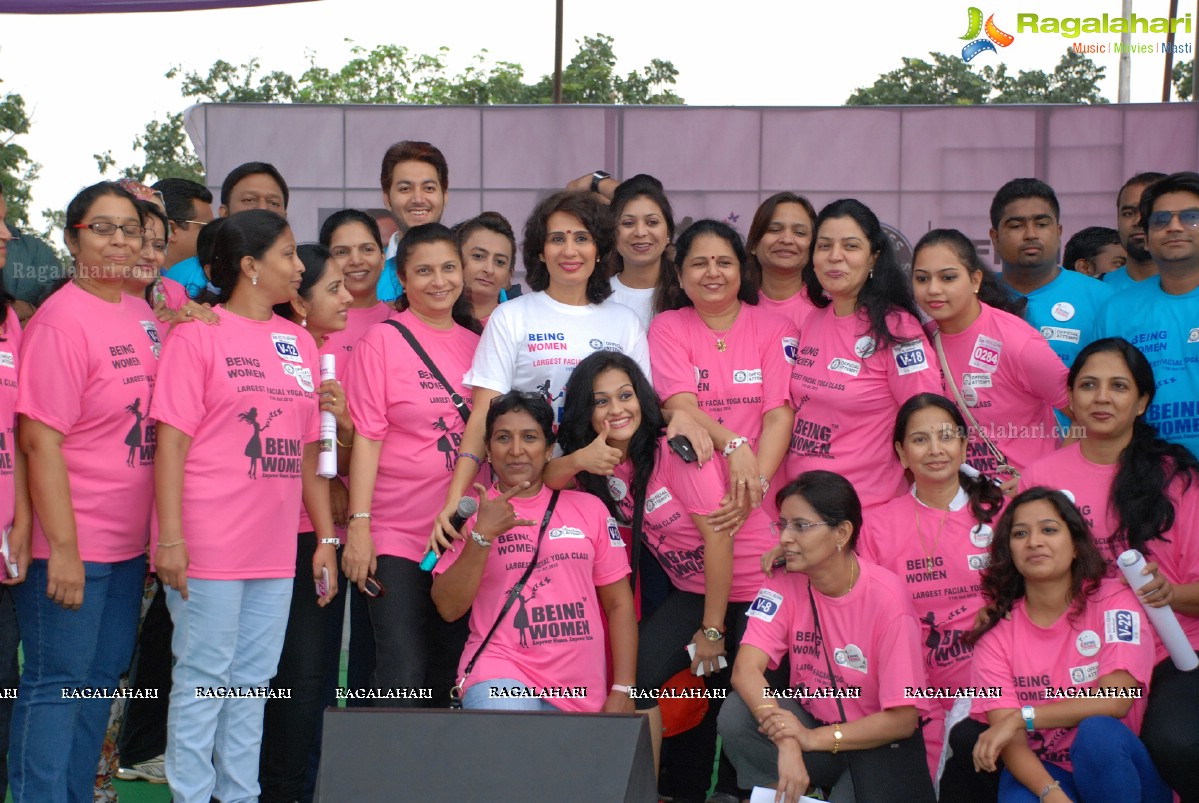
[
  {"left": 172, "top": 219, "right": 210, "bottom": 228},
  {"left": 769, "top": 519, "right": 836, "bottom": 538},
  {"left": 1147, "top": 208, "right": 1199, "bottom": 231},
  {"left": 73, "top": 222, "right": 146, "bottom": 239},
  {"left": 490, "top": 391, "right": 549, "bottom": 406}
]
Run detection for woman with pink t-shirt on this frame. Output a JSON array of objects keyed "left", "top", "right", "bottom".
[
  {"left": 152, "top": 210, "right": 338, "bottom": 803},
  {"left": 431, "top": 391, "right": 637, "bottom": 713},
  {"left": 457, "top": 211, "right": 516, "bottom": 325},
  {"left": 968, "top": 487, "right": 1169, "bottom": 803},
  {"left": 718, "top": 471, "right": 938, "bottom": 803},
  {"left": 784, "top": 199, "right": 942, "bottom": 511},
  {"left": 746, "top": 192, "right": 820, "bottom": 334},
  {"left": 1021, "top": 338, "right": 1199, "bottom": 799},
  {"left": 650, "top": 219, "right": 797, "bottom": 524},
  {"left": 343, "top": 223, "right": 480, "bottom": 710},
  {"left": 10, "top": 182, "right": 160, "bottom": 802},
  {"left": 912, "top": 229, "right": 1069, "bottom": 480}
]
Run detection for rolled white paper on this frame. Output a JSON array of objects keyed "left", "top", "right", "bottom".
[
  {"left": 1118, "top": 549, "right": 1198, "bottom": 671},
  {"left": 317, "top": 354, "right": 338, "bottom": 479}
]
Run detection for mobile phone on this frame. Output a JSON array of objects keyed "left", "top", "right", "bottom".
[
  {"left": 314, "top": 567, "right": 329, "bottom": 597},
  {"left": 0, "top": 527, "right": 18, "bottom": 579},
  {"left": 771, "top": 556, "right": 787, "bottom": 569},
  {"left": 667, "top": 435, "right": 698, "bottom": 464},
  {"left": 364, "top": 572, "right": 386, "bottom": 598}
]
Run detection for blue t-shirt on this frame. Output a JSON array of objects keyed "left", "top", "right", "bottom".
[
  {"left": 1002, "top": 267, "right": 1114, "bottom": 368},
  {"left": 163, "top": 256, "right": 208, "bottom": 299},
  {"left": 1096, "top": 276, "right": 1199, "bottom": 457},
  {"left": 1101, "top": 266, "right": 1138, "bottom": 291},
  {"left": 377, "top": 257, "right": 403, "bottom": 303}
]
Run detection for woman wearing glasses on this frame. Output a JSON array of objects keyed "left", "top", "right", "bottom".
[
  {"left": 10, "top": 182, "right": 161, "bottom": 802},
  {"left": 431, "top": 391, "right": 636, "bottom": 712},
  {"left": 152, "top": 210, "right": 337, "bottom": 803},
  {"left": 719, "top": 471, "right": 938, "bottom": 803}
]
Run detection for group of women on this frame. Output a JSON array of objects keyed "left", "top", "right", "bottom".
[{"left": 0, "top": 165, "right": 1194, "bottom": 803}]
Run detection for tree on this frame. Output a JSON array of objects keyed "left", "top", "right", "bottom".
[
  {"left": 1173, "top": 60, "right": 1192, "bottom": 101},
  {"left": 847, "top": 49, "right": 1107, "bottom": 105},
  {"left": 0, "top": 80, "right": 40, "bottom": 227},
  {"left": 100, "top": 35, "right": 683, "bottom": 183}
]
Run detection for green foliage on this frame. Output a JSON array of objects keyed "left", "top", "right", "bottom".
[
  {"left": 0, "top": 80, "right": 40, "bottom": 227},
  {"left": 1173, "top": 60, "right": 1192, "bottom": 101},
  {"left": 847, "top": 49, "right": 1108, "bottom": 106}
]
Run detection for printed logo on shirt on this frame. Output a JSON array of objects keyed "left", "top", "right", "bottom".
[
  {"left": 833, "top": 644, "right": 869, "bottom": 674},
  {"left": 432, "top": 416, "right": 462, "bottom": 472},
  {"left": 1076, "top": 630, "right": 1101, "bottom": 657},
  {"left": 961, "top": 385, "right": 979, "bottom": 407},
  {"left": 1104, "top": 609, "right": 1140, "bottom": 644},
  {"left": 589, "top": 338, "right": 604, "bottom": 349},
  {"left": 854, "top": 336, "right": 876, "bottom": 359},
  {"left": 969, "top": 524, "right": 994, "bottom": 548},
  {"left": 828, "top": 358, "right": 861, "bottom": 377},
  {"left": 963, "top": 373, "right": 993, "bottom": 389},
  {"left": 1069, "top": 662, "right": 1099, "bottom": 685},
  {"left": 733, "top": 369, "right": 763, "bottom": 384},
  {"left": 1059, "top": 488, "right": 1077, "bottom": 505},
  {"left": 0, "top": 352, "right": 12, "bottom": 369},
  {"left": 272, "top": 333, "right": 302, "bottom": 363},
  {"left": 282, "top": 363, "right": 315, "bottom": 392},
  {"left": 892, "top": 340, "right": 929, "bottom": 375},
  {"left": 782, "top": 336, "right": 799, "bottom": 364},
  {"left": 747, "top": 589, "right": 783, "bottom": 622},
  {"left": 1039, "top": 326, "right": 1081, "bottom": 344},
  {"left": 514, "top": 593, "right": 592, "bottom": 647},
  {"left": 1050, "top": 302, "right": 1075, "bottom": 322},
  {"left": 606, "top": 517, "right": 625, "bottom": 548},
  {"left": 968, "top": 334, "right": 1002, "bottom": 372},
  {"left": 527, "top": 332, "right": 568, "bottom": 353},
  {"left": 645, "top": 487, "right": 673, "bottom": 513},
  {"left": 608, "top": 476, "right": 628, "bottom": 501},
  {"left": 122, "top": 397, "right": 154, "bottom": 467},
  {"left": 139, "top": 320, "right": 162, "bottom": 359},
  {"left": 967, "top": 553, "right": 990, "bottom": 571},
  {"left": 1188, "top": 328, "right": 1199, "bottom": 343},
  {"left": 236, "top": 408, "right": 299, "bottom": 479},
  {"left": 548, "top": 526, "right": 585, "bottom": 540}
]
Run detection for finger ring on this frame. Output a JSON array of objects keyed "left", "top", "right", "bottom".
[
  {"left": 185, "top": 308, "right": 192, "bottom": 316},
  {"left": 738, "top": 480, "right": 747, "bottom": 485}
]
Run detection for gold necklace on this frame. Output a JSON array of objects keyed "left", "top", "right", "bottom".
[
  {"left": 846, "top": 553, "right": 858, "bottom": 594},
  {"left": 914, "top": 504, "right": 950, "bottom": 571},
  {"left": 703, "top": 305, "right": 739, "bottom": 352}
]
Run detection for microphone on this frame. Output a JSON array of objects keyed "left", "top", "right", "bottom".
[{"left": 420, "top": 497, "right": 479, "bottom": 572}]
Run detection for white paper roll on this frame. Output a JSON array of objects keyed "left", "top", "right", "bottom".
[
  {"left": 1118, "top": 549, "right": 1199, "bottom": 671},
  {"left": 317, "top": 354, "right": 338, "bottom": 479}
]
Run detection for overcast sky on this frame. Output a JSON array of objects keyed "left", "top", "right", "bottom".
[{"left": 1, "top": 0, "right": 1193, "bottom": 229}]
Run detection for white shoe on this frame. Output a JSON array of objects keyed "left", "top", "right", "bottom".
[{"left": 115, "top": 754, "right": 167, "bottom": 783}]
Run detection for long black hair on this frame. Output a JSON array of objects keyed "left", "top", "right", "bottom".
[
  {"left": 892, "top": 393, "right": 1005, "bottom": 524},
  {"left": 912, "top": 228, "right": 1024, "bottom": 318},
  {"left": 656, "top": 219, "right": 759, "bottom": 313},
  {"left": 209, "top": 210, "right": 291, "bottom": 304},
  {"left": 272, "top": 244, "right": 334, "bottom": 321},
  {"left": 1068, "top": 338, "right": 1199, "bottom": 553},
  {"left": 804, "top": 199, "right": 923, "bottom": 347},
  {"left": 967, "top": 487, "right": 1106, "bottom": 645},
  {"left": 558, "top": 351, "right": 666, "bottom": 522},
  {"left": 393, "top": 223, "right": 481, "bottom": 334}
]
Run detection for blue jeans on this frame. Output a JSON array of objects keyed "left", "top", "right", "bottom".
[
  {"left": 998, "top": 716, "right": 1171, "bottom": 803},
  {"left": 165, "top": 578, "right": 291, "bottom": 803},
  {"left": 463, "top": 678, "right": 559, "bottom": 712},
  {"left": 9, "top": 555, "right": 145, "bottom": 803}
]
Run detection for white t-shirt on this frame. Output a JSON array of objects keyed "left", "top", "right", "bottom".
[
  {"left": 464, "top": 291, "right": 651, "bottom": 423},
  {"left": 609, "top": 275, "right": 656, "bottom": 331}
]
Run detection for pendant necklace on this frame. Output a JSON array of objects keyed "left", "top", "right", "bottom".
[{"left": 914, "top": 504, "right": 949, "bottom": 571}]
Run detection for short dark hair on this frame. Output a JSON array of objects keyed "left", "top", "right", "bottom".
[
  {"left": 455, "top": 211, "right": 516, "bottom": 261},
  {"left": 1137, "top": 171, "right": 1199, "bottom": 229},
  {"left": 209, "top": 209, "right": 291, "bottom": 303},
  {"left": 1117, "top": 171, "right": 1166, "bottom": 206},
  {"left": 379, "top": 141, "right": 448, "bottom": 193},
  {"left": 486, "top": 391, "right": 556, "bottom": 445},
  {"left": 1063, "top": 226, "right": 1120, "bottom": 270},
  {"left": 989, "top": 178, "right": 1060, "bottom": 230},
  {"left": 521, "top": 190, "right": 614, "bottom": 304},
  {"left": 220, "top": 162, "right": 289, "bottom": 210},
  {"left": 273, "top": 243, "right": 333, "bottom": 320},
  {"left": 774, "top": 470, "right": 863, "bottom": 550},
  {"left": 65, "top": 181, "right": 144, "bottom": 242},
  {"left": 196, "top": 216, "right": 226, "bottom": 272},
  {"left": 319, "top": 208, "right": 383, "bottom": 250},
  {"left": 153, "top": 177, "right": 212, "bottom": 224},
  {"left": 657, "top": 219, "right": 758, "bottom": 312}
]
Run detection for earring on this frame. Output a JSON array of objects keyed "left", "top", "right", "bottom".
[
  {"left": 301, "top": 316, "right": 307, "bottom": 328},
  {"left": 837, "top": 543, "right": 843, "bottom": 552},
  {"left": 868, "top": 270, "right": 874, "bottom": 280},
  {"left": 252, "top": 275, "right": 258, "bottom": 286}
]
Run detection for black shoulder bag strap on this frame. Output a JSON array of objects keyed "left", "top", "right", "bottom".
[
  {"left": 628, "top": 489, "right": 645, "bottom": 595},
  {"left": 807, "top": 579, "right": 849, "bottom": 725},
  {"left": 450, "top": 489, "right": 560, "bottom": 708},
  {"left": 383, "top": 319, "right": 470, "bottom": 425}
]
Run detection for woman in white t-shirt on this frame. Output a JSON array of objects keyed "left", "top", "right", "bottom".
[{"left": 610, "top": 174, "right": 674, "bottom": 330}]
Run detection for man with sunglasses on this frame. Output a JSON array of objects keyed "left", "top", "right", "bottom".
[
  {"left": 156, "top": 178, "right": 215, "bottom": 299},
  {"left": 1105, "top": 171, "right": 1167, "bottom": 290},
  {"left": 1097, "top": 171, "right": 1199, "bottom": 462}
]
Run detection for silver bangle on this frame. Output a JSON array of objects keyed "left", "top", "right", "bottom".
[
  {"left": 348, "top": 512, "right": 371, "bottom": 520},
  {"left": 318, "top": 537, "right": 340, "bottom": 545},
  {"left": 1040, "top": 780, "right": 1061, "bottom": 802},
  {"left": 471, "top": 530, "right": 493, "bottom": 548}
]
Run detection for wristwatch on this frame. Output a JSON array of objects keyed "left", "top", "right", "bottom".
[
  {"left": 831, "top": 726, "right": 844, "bottom": 754},
  {"left": 722, "top": 436, "right": 749, "bottom": 458},
  {"left": 611, "top": 684, "right": 633, "bottom": 695},
  {"left": 702, "top": 625, "right": 726, "bottom": 642},
  {"left": 470, "top": 531, "right": 493, "bottom": 548},
  {"left": 590, "top": 170, "right": 611, "bottom": 194},
  {"left": 1021, "top": 704, "right": 1036, "bottom": 732}
]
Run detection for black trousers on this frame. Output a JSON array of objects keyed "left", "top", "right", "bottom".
[
  {"left": 1141, "top": 654, "right": 1199, "bottom": 803},
  {"left": 117, "top": 578, "right": 172, "bottom": 766},
  {"left": 939, "top": 717, "right": 999, "bottom": 803}
]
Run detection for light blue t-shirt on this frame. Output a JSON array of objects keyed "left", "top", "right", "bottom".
[
  {"left": 163, "top": 256, "right": 208, "bottom": 299},
  {"left": 1002, "top": 267, "right": 1114, "bottom": 368},
  {"left": 1101, "top": 265, "right": 1139, "bottom": 291},
  {"left": 1096, "top": 276, "right": 1199, "bottom": 457},
  {"left": 377, "top": 256, "right": 403, "bottom": 303}
]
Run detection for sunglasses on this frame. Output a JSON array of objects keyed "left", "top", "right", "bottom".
[
  {"left": 1147, "top": 208, "right": 1199, "bottom": 231},
  {"left": 117, "top": 178, "right": 167, "bottom": 211}
]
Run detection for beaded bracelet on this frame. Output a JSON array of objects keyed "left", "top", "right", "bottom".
[{"left": 457, "top": 452, "right": 483, "bottom": 467}]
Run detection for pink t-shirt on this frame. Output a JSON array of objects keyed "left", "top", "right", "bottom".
[
  {"left": 17, "top": 284, "right": 161, "bottom": 562},
  {"left": 435, "top": 485, "right": 631, "bottom": 712},
  {"left": 757, "top": 291, "right": 818, "bottom": 334},
  {"left": 161, "top": 276, "right": 190, "bottom": 311},
  {"left": 784, "top": 307, "right": 942, "bottom": 509},
  {"left": 931, "top": 304, "right": 1067, "bottom": 474},
  {"left": 860, "top": 488, "right": 998, "bottom": 710},
  {"left": 0, "top": 308, "right": 22, "bottom": 532},
  {"left": 741, "top": 558, "right": 940, "bottom": 778},
  {"left": 345, "top": 310, "right": 480, "bottom": 561},
  {"left": 150, "top": 306, "right": 319, "bottom": 579},
  {"left": 609, "top": 439, "right": 774, "bottom": 601},
  {"left": 649, "top": 304, "right": 796, "bottom": 447},
  {"left": 971, "top": 579, "right": 1156, "bottom": 772}
]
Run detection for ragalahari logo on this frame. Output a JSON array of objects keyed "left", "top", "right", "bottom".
[{"left": 960, "top": 7, "right": 1015, "bottom": 62}]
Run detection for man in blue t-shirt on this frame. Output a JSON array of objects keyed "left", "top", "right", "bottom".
[
  {"left": 988, "top": 177, "right": 1113, "bottom": 368},
  {"left": 377, "top": 141, "right": 449, "bottom": 303},
  {"left": 156, "top": 178, "right": 215, "bottom": 298},
  {"left": 1104, "top": 171, "right": 1166, "bottom": 291},
  {"left": 1097, "top": 171, "right": 1199, "bottom": 458}
]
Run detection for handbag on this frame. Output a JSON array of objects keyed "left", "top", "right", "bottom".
[
  {"left": 383, "top": 319, "right": 470, "bottom": 425},
  {"left": 449, "top": 490, "right": 560, "bottom": 709}
]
